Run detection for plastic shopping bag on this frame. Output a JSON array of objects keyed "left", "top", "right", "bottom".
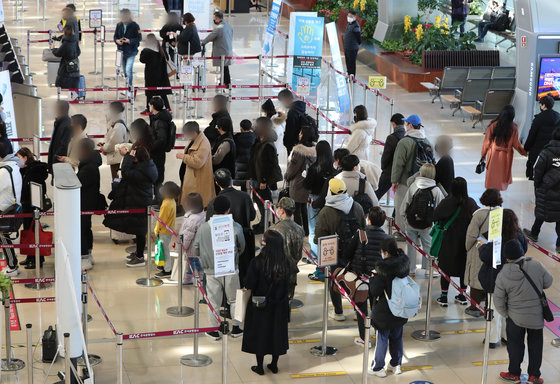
[{"left": 154, "top": 236, "right": 165, "bottom": 267}]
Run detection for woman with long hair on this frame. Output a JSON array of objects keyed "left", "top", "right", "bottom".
[
  {"left": 433, "top": 177, "right": 479, "bottom": 307},
  {"left": 139, "top": 33, "right": 172, "bottom": 114},
  {"left": 51, "top": 25, "right": 81, "bottom": 89},
  {"left": 346, "top": 105, "right": 376, "bottom": 161},
  {"left": 481, "top": 105, "right": 527, "bottom": 190},
  {"left": 242, "top": 230, "right": 292, "bottom": 375}
]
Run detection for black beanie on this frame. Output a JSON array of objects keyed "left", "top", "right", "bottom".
[
  {"left": 503, "top": 238, "right": 524, "bottom": 262},
  {"left": 213, "top": 195, "right": 231, "bottom": 215},
  {"left": 261, "top": 98, "right": 276, "bottom": 114}
]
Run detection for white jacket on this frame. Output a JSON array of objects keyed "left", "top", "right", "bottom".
[
  {"left": 103, "top": 114, "right": 128, "bottom": 166},
  {"left": 346, "top": 118, "right": 377, "bottom": 161},
  {"left": 272, "top": 111, "right": 286, "bottom": 155},
  {"left": 0, "top": 156, "right": 22, "bottom": 211}
]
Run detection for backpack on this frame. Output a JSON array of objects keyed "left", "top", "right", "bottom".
[
  {"left": 336, "top": 203, "right": 362, "bottom": 262},
  {"left": 405, "top": 186, "right": 436, "bottom": 230},
  {"left": 165, "top": 120, "right": 177, "bottom": 152},
  {"left": 409, "top": 137, "right": 435, "bottom": 176},
  {"left": 353, "top": 177, "right": 373, "bottom": 215},
  {"left": 385, "top": 276, "right": 421, "bottom": 319},
  {"left": 299, "top": 113, "right": 319, "bottom": 142}
]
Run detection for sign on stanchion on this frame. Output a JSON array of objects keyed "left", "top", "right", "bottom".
[
  {"left": 167, "top": 235, "right": 194, "bottom": 317},
  {"left": 89, "top": 9, "right": 102, "bottom": 28},
  {"left": 297, "top": 76, "right": 310, "bottom": 96},
  {"left": 1, "top": 298, "right": 25, "bottom": 371},
  {"left": 411, "top": 255, "right": 440, "bottom": 341},
  {"left": 310, "top": 235, "right": 338, "bottom": 356}
]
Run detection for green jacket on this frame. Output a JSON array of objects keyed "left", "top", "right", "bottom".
[
  {"left": 391, "top": 129, "right": 430, "bottom": 185},
  {"left": 314, "top": 195, "right": 366, "bottom": 244}
]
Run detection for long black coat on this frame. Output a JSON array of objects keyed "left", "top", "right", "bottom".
[
  {"left": 233, "top": 131, "right": 255, "bottom": 182},
  {"left": 344, "top": 226, "right": 390, "bottom": 275},
  {"left": 248, "top": 135, "right": 282, "bottom": 185},
  {"left": 150, "top": 110, "right": 173, "bottom": 184},
  {"left": 369, "top": 250, "right": 409, "bottom": 330},
  {"left": 139, "top": 49, "right": 172, "bottom": 94},
  {"left": 47, "top": 116, "right": 72, "bottom": 169},
  {"left": 204, "top": 110, "right": 231, "bottom": 148},
  {"left": 534, "top": 139, "right": 560, "bottom": 222},
  {"left": 242, "top": 257, "right": 290, "bottom": 356},
  {"left": 435, "top": 155, "right": 455, "bottom": 194},
  {"left": 433, "top": 196, "right": 478, "bottom": 277},
  {"left": 52, "top": 35, "right": 81, "bottom": 88},
  {"left": 77, "top": 151, "right": 102, "bottom": 211},
  {"left": 378, "top": 126, "right": 405, "bottom": 189},
  {"left": 103, "top": 155, "right": 158, "bottom": 235},
  {"left": 524, "top": 109, "right": 560, "bottom": 179}
]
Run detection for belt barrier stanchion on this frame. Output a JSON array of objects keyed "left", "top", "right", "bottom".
[
  {"left": 116, "top": 333, "right": 124, "bottom": 384},
  {"left": 221, "top": 321, "right": 229, "bottom": 384},
  {"left": 264, "top": 200, "right": 271, "bottom": 232},
  {"left": 322, "top": 65, "right": 332, "bottom": 112},
  {"left": 349, "top": 75, "right": 355, "bottom": 110},
  {"left": 387, "top": 217, "right": 394, "bottom": 237},
  {"left": 283, "top": 38, "right": 288, "bottom": 78},
  {"left": 136, "top": 207, "right": 163, "bottom": 287},
  {"left": 374, "top": 90, "right": 380, "bottom": 121},
  {"left": 310, "top": 265, "right": 337, "bottom": 356},
  {"left": 26, "top": 30, "right": 30, "bottom": 68},
  {"left": 361, "top": 317, "right": 370, "bottom": 384},
  {"left": 89, "top": 28, "right": 99, "bottom": 75},
  {"left": 25, "top": 208, "right": 52, "bottom": 290},
  {"left": 57, "top": 86, "right": 61, "bottom": 101},
  {"left": 26, "top": 324, "right": 33, "bottom": 383},
  {"left": 99, "top": 25, "right": 106, "bottom": 89},
  {"left": 166, "top": 235, "right": 194, "bottom": 317},
  {"left": 1, "top": 298, "right": 25, "bottom": 371},
  {"left": 181, "top": 269, "right": 212, "bottom": 367},
  {"left": 183, "top": 84, "right": 188, "bottom": 126},
  {"left": 411, "top": 256, "right": 440, "bottom": 341},
  {"left": 258, "top": 55, "right": 263, "bottom": 105},
  {"left": 481, "top": 293, "right": 493, "bottom": 384},
  {"left": 79, "top": 272, "right": 102, "bottom": 367},
  {"left": 363, "top": 82, "right": 367, "bottom": 106},
  {"left": 41, "top": 0, "right": 46, "bottom": 20},
  {"left": 390, "top": 99, "right": 394, "bottom": 119},
  {"left": 64, "top": 332, "right": 71, "bottom": 384},
  {"left": 220, "top": 56, "right": 225, "bottom": 90},
  {"left": 14, "top": 0, "right": 20, "bottom": 22}
]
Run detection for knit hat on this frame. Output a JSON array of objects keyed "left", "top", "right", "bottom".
[
  {"left": 213, "top": 195, "right": 231, "bottom": 215},
  {"left": 261, "top": 98, "right": 276, "bottom": 114},
  {"left": 504, "top": 239, "right": 525, "bottom": 261},
  {"left": 277, "top": 197, "right": 295, "bottom": 212},
  {"left": 329, "top": 178, "right": 347, "bottom": 195}
]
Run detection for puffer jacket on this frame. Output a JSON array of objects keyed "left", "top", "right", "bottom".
[
  {"left": 524, "top": 109, "right": 560, "bottom": 179},
  {"left": 179, "top": 211, "right": 206, "bottom": 257},
  {"left": 103, "top": 114, "right": 128, "bottom": 166},
  {"left": 369, "top": 249, "right": 410, "bottom": 330},
  {"left": 248, "top": 130, "right": 282, "bottom": 185},
  {"left": 233, "top": 130, "right": 256, "bottom": 182},
  {"left": 272, "top": 111, "right": 286, "bottom": 155},
  {"left": 285, "top": 144, "right": 316, "bottom": 203},
  {"left": 533, "top": 139, "right": 560, "bottom": 222},
  {"left": 495, "top": 256, "right": 553, "bottom": 329},
  {"left": 284, "top": 100, "right": 307, "bottom": 151},
  {"left": 346, "top": 118, "right": 376, "bottom": 161},
  {"left": 77, "top": 151, "right": 102, "bottom": 210},
  {"left": 344, "top": 226, "right": 390, "bottom": 274},
  {"left": 150, "top": 109, "right": 173, "bottom": 180}
]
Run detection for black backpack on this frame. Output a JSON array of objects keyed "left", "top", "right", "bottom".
[
  {"left": 112, "top": 119, "right": 129, "bottom": 134},
  {"left": 405, "top": 186, "right": 436, "bottom": 230},
  {"left": 336, "top": 203, "right": 362, "bottom": 262},
  {"left": 299, "top": 113, "right": 319, "bottom": 142},
  {"left": 165, "top": 120, "right": 177, "bottom": 152},
  {"left": 353, "top": 177, "right": 373, "bottom": 215},
  {"left": 409, "top": 137, "right": 435, "bottom": 176}
]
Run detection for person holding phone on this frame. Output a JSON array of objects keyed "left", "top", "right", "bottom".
[{"left": 113, "top": 8, "right": 142, "bottom": 88}]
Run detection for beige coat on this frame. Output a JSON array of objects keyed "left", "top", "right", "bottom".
[
  {"left": 464, "top": 207, "right": 491, "bottom": 290},
  {"left": 181, "top": 132, "right": 215, "bottom": 207},
  {"left": 64, "top": 130, "right": 88, "bottom": 169}
]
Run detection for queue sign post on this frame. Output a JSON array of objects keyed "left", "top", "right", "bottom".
[
  {"left": 310, "top": 235, "right": 338, "bottom": 357},
  {"left": 89, "top": 10, "right": 103, "bottom": 75}
]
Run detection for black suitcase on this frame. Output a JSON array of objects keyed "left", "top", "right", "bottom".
[{"left": 42, "top": 325, "right": 58, "bottom": 363}]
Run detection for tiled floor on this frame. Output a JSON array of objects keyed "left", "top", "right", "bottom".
[{"left": 0, "top": 1, "right": 559, "bottom": 383}]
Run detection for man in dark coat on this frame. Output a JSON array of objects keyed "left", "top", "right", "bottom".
[
  {"left": 451, "top": 0, "right": 469, "bottom": 36},
  {"left": 113, "top": 8, "right": 142, "bottom": 87},
  {"left": 148, "top": 96, "right": 172, "bottom": 202},
  {"left": 343, "top": 11, "right": 361, "bottom": 77},
  {"left": 524, "top": 127, "right": 560, "bottom": 252},
  {"left": 234, "top": 119, "right": 255, "bottom": 190},
  {"left": 47, "top": 101, "right": 72, "bottom": 175},
  {"left": 207, "top": 168, "right": 256, "bottom": 284},
  {"left": 204, "top": 94, "right": 231, "bottom": 148},
  {"left": 524, "top": 95, "right": 560, "bottom": 180},
  {"left": 376, "top": 113, "right": 405, "bottom": 199},
  {"left": 278, "top": 89, "right": 307, "bottom": 156}
]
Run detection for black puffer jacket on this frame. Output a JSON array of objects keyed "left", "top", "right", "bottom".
[
  {"left": 248, "top": 131, "right": 282, "bottom": 185},
  {"left": 77, "top": 151, "right": 102, "bottom": 210},
  {"left": 234, "top": 131, "right": 255, "bottom": 181},
  {"left": 343, "top": 226, "right": 389, "bottom": 274},
  {"left": 205, "top": 110, "right": 231, "bottom": 148},
  {"left": 533, "top": 139, "right": 560, "bottom": 222},
  {"left": 378, "top": 125, "right": 405, "bottom": 189},
  {"left": 525, "top": 109, "right": 560, "bottom": 179},
  {"left": 369, "top": 250, "right": 410, "bottom": 330},
  {"left": 478, "top": 231, "right": 527, "bottom": 293},
  {"left": 283, "top": 100, "right": 306, "bottom": 151},
  {"left": 149, "top": 110, "right": 173, "bottom": 182}
]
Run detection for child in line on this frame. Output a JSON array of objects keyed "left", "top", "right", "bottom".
[
  {"left": 176, "top": 192, "right": 206, "bottom": 284},
  {"left": 154, "top": 181, "right": 182, "bottom": 278}
]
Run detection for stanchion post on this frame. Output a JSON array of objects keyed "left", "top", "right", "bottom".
[
  {"left": 258, "top": 55, "right": 263, "bottom": 105},
  {"left": 80, "top": 272, "right": 101, "bottom": 366},
  {"left": 310, "top": 266, "right": 337, "bottom": 356},
  {"left": 363, "top": 83, "right": 367, "bottom": 106},
  {"left": 283, "top": 37, "right": 288, "bottom": 78},
  {"left": 361, "top": 317, "right": 370, "bottom": 384},
  {"left": 89, "top": 28, "right": 99, "bottom": 75},
  {"left": 324, "top": 65, "right": 331, "bottom": 112},
  {"left": 481, "top": 293, "right": 493, "bottom": 384},
  {"left": 390, "top": 99, "right": 394, "bottom": 118},
  {"left": 26, "top": 324, "right": 33, "bottom": 384},
  {"left": 387, "top": 217, "right": 394, "bottom": 237},
  {"left": 25, "top": 209, "right": 51, "bottom": 290},
  {"left": 130, "top": 86, "right": 135, "bottom": 122},
  {"left": 57, "top": 87, "right": 61, "bottom": 101},
  {"left": 411, "top": 256, "right": 440, "bottom": 341},
  {"left": 136, "top": 207, "right": 163, "bottom": 287},
  {"left": 64, "top": 332, "right": 71, "bottom": 384},
  {"left": 167, "top": 235, "right": 194, "bottom": 317},
  {"left": 220, "top": 56, "right": 225, "bottom": 89},
  {"left": 41, "top": 0, "right": 46, "bottom": 20},
  {"left": 264, "top": 200, "right": 271, "bottom": 232},
  {"left": 26, "top": 30, "right": 30, "bottom": 69},
  {"left": 221, "top": 322, "right": 229, "bottom": 384},
  {"left": 1, "top": 298, "right": 25, "bottom": 371},
  {"left": 374, "top": 91, "right": 379, "bottom": 121},
  {"left": 116, "top": 333, "right": 124, "bottom": 384},
  {"left": 100, "top": 26, "right": 105, "bottom": 89}
]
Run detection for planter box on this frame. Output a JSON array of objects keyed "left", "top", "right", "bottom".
[
  {"left": 422, "top": 50, "right": 500, "bottom": 70},
  {"left": 374, "top": 50, "right": 442, "bottom": 92}
]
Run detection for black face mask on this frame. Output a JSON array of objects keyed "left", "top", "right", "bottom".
[
  {"left": 354, "top": 115, "right": 358, "bottom": 123},
  {"left": 213, "top": 20, "right": 220, "bottom": 25}
]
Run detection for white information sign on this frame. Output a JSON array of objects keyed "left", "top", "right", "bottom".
[
  {"left": 210, "top": 214, "right": 236, "bottom": 277},
  {"left": 180, "top": 65, "right": 194, "bottom": 84},
  {"left": 30, "top": 182, "right": 42, "bottom": 210},
  {"left": 297, "top": 76, "right": 310, "bottom": 96},
  {"left": 89, "top": 9, "right": 102, "bottom": 28},
  {"left": 0, "top": 71, "right": 18, "bottom": 144}
]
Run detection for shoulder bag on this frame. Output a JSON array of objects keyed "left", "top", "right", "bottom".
[
  {"left": 429, "top": 206, "right": 461, "bottom": 258},
  {"left": 517, "top": 262, "right": 554, "bottom": 322},
  {"left": 475, "top": 157, "right": 486, "bottom": 174}
]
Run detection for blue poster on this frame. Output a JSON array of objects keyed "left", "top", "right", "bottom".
[
  {"left": 291, "top": 16, "right": 324, "bottom": 94},
  {"left": 326, "top": 22, "right": 351, "bottom": 119},
  {"left": 262, "top": 0, "right": 282, "bottom": 57}
]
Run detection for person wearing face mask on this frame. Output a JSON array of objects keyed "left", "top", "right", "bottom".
[
  {"left": 524, "top": 95, "right": 560, "bottom": 180},
  {"left": 177, "top": 13, "right": 201, "bottom": 57},
  {"left": 58, "top": 114, "right": 88, "bottom": 170},
  {"left": 261, "top": 98, "right": 286, "bottom": 157},
  {"left": 201, "top": 11, "right": 233, "bottom": 86},
  {"left": 99, "top": 102, "right": 128, "bottom": 180},
  {"left": 346, "top": 105, "right": 376, "bottom": 162},
  {"left": 0, "top": 153, "right": 23, "bottom": 276},
  {"left": 343, "top": 10, "right": 362, "bottom": 77},
  {"left": 114, "top": 8, "right": 142, "bottom": 88}
]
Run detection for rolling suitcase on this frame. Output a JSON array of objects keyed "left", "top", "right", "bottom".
[
  {"left": 77, "top": 75, "right": 86, "bottom": 100},
  {"left": 47, "top": 61, "right": 59, "bottom": 87}
]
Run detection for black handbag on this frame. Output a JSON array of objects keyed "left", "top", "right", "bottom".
[
  {"left": 65, "top": 58, "right": 79, "bottom": 74},
  {"left": 475, "top": 157, "right": 486, "bottom": 174},
  {"left": 517, "top": 262, "right": 554, "bottom": 322},
  {"left": 0, "top": 166, "right": 23, "bottom": 233},
  {"left": 278, "top": 183, "right": 290, "bottom": 201}
]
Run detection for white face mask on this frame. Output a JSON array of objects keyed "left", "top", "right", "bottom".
[
  {"left": 347, "top": 16, "right": 354, "bottom": 23},
  {"left": 16, "top": 158, "right": 25, "bottom": 168}
]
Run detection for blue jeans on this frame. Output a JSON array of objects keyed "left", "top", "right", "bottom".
[
  {"left": 123, "top": 54, "right": 136, "bottom": 86},
  {"left": 477, "top": 21, "right": 495, "bottom": 40},
  {"left": 168, "top": 0, "right": 180, "bottom": 10},
  {"left": 372, "top": 326, "right": 403, "bottom": 371},
  {"left": 307, "top": 194, "right": 320, "bottom": 259}
]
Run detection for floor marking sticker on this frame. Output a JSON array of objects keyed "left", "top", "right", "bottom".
[
  {"left": 291, "top": 371, "right": 346, "bottom": 379},
  {"left": 472, "top": 360, "right": 509, "bottom": 366},
  {"left": 289, "top": 339, "right": 321, "bottom": 344}
]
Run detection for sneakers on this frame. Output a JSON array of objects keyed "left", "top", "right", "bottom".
[
  {"left": 126, "top": 257, "right": 146, "bottom": 267},
  {"left": 354, "top": 338, "right": 372, "bottom": 348},
  {"left": 499, "top": 372, "right": 520, "bottom": 383},
  {"left": 523, "top": 228, "right": 538, "bottom": 242},
  {"left": 436, "top": 295, "right": 448, "bottom": 307},
  {"left": 367, "top": 367, "right": 387, "bottom": 377},
  {"left": 489, "top": 342, "right": 501, "bottom": 349},
  {"left": 386, "top": 365, "right": 402, "bottom": 375},
  {"left": 308, "top": 272, "right": 324, "bottom": 282},
  {"left": 527, "top": 376, "right": 544, "bottom": 384},
  {"left": 155, "top": 270, "right": 171, "bottom": 278},
  {"left": 552, "top": 338, "right": 560, "bottom": 347},
  {"left": 140, "top": 109, "right": 150, "bottom": 116},
  {"left": 230, "top": 325, "right": 243, "bottom": 338},
  {"left": 81, "top": 257, "right": 93, "bottom": 271},
  {"left": 455, "top": 294, "right": 469, "bottom": 305},
  {"left": 205, "top": 331, "right": 221, "bottom": 341},
  {"left": 328, "top": 310, "right": 345, "bottom": 321},
  {"left": 126, "top": 252, "right": 136, "bottom": 261},
  {"left": 3, "top": 266, "right": 19, "bottom": 277},
  {"left": 392, "top": 232, "right": 405, "bottom": 242}
]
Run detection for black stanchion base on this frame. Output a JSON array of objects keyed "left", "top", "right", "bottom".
[
  {"left": 181, "top": 354, "right": 212, "bottom": 367},
  {"left": 309, "top": 345, "right": 338, "bottom": 356},
  {"left": 411, "top": 329, "right": 441, "bottom": 341},
  {"left": 290, "top": 299, "right": 304, "bottom": 309},
  {"left": 166, "top": 306, "right": 194, "bottom": 317},
  {"left": 136, "top": 277, "right": 163, "bottom": 287},
  {"left": 24, "top": 282, "right": 52, "bottom": 290},
  {"left": 77, "top": 354, "right": 102, "bottom": 367},
  {"left": 0, "top": 358, "right": 25, "bottom": 371}
]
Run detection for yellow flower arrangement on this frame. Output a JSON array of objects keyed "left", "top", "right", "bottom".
[
  {"left": 435, "top": 15, "right": 441, "bottom": 28},
  {"left": 360, "top": 0, "right": 366, "bottom": 11},
  {"left": 415, "top": 24, "right": 423, "bottom": 41},
  {"left": 353, "top": 0, "right": 359, "bottom": 10},
  {"left": 404, "top": 15, "right": 412, "bottom": 32}
]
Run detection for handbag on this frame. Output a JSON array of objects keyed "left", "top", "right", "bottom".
[
  {"left": 167, "top": 60, "right": 177, "bottom": 77},
  {"left": 65, "top": 58, "right": 79, "bottom": 74},
  {"left": 333, "top": 264, "right": 369, "bottom": 303},
  {"left": 252, "top": 296, "right": 267, "bottom": 309},
  {"left": 475, "top": 157, "right": 486, "bottom": 174},
  {"left": 42, "top": 48, "right": 61, "bottom": 62},
  {"left": 429, "top": 206, "right": 461, "bottom": 258},
  {"left": 154, "top": 236, "right": 165, "bottom": 267},
  {"left": 517, "top": 262, "right": 554, "bottom": 322},
  {"left": 20, "top": 220, "right": 53, "bottom": 256},
  {"left": 0, "top": 166, "right": 23, "bottom": 233},
  {"left": 278, "top": 182, "right": 290, "bottom": 201}
]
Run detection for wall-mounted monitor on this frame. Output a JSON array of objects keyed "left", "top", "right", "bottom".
[{"left": 537, "top": 57, "right": 560, "bottom": 100}]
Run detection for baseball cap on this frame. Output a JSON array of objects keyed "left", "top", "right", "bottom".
[
  {"left": 403, "top": 114, "right": 422, "bottom": 127},
  {"left": 329, "top": 178, "right": 347, "bottom": 195},
  {"left": 277, "top": 197, "right": 295, "bottom": 212}
]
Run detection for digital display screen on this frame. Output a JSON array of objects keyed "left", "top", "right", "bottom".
[{"left": 537, "top": 57, "right": 560, "bottom": 100}]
